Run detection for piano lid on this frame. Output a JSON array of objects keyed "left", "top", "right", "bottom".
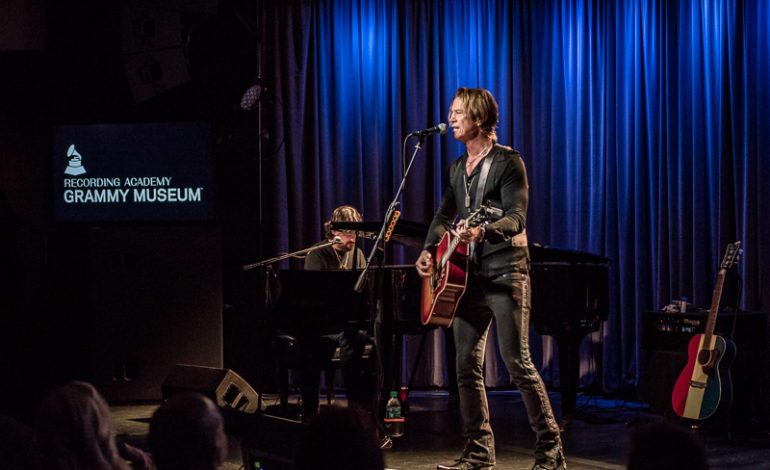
[
  {"left": 529, "top": 243, "right": 609, "bottom": 265},
  {"left": 331, "top": 220, "right": 428, "bottom": 248}
]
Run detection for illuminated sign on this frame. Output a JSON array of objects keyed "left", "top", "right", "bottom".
[{"left": 53, "top": 122, "right": 213, "bottom": 222}]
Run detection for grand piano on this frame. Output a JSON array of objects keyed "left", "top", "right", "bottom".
[
  {"left": 529, "top": 244, "right": 609, "bottom": 423},
  {"left": 272, "top": 221, "right": 609, "bottom": 422}
]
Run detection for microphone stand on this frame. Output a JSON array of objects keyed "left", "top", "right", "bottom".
[
  {"left": 242, "top": 239, "right": 339, "bottom": 271},
  {"left": 353, "top": 134, "right": 425, "bottom": 292},
  {"left": 352, "top": 133, "right": 426, "bottom": 445}
]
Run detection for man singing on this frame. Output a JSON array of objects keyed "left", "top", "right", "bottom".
[{"left": 416, "top": 88, "right": 565, "bottom": 470}]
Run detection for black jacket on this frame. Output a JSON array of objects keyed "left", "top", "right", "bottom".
[{"left": 423, "top": 144, "right": 530, "bottom": 278}]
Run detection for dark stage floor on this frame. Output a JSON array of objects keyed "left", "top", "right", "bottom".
[{"left": 113, "top": 391, "right": 770, "bottom": 469}]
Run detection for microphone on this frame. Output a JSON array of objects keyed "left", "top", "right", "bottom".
[
  {"left": 331, "top": 236, "right": 343, "bottom": 244},
  {"left": 411, "top": 123, "right": 447, "bottom": 137}
]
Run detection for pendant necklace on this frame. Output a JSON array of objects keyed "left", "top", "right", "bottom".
[
  {"left": 333, "top": 248, "right": 346, "bottom": 268},
  {"left": 464, "top": 173, "right": 473, "bottom": 209}
]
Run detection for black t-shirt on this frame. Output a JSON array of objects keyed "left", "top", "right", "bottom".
[{"left": 304, "top": 243, "right": 365, "bottom": 270}]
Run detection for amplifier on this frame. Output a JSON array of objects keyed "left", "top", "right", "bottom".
[{"left": 641, "top": 310, "right": 767, "bottom": 352}]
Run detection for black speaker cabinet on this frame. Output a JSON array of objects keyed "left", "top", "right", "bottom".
[
  {"left": 162, "top": 364, "right": 260, "bottom": 414},
  {"left": 241, "top": 414, "right": 307, "bottom": 470},
  {"left": 638, "top": 348, "right": 687, "bottom": 414},
  {"left": 640, "top": 310, "right": 769, "bottom": 426}
]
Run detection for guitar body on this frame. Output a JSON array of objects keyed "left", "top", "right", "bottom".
[
  {"left": 671, "top": 333, "right": 736, "bottom": 420},
  {"left": 421, "top": 231, "right": 469, "bottom": 327}
]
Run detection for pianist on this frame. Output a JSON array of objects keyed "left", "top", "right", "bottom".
[
  {"left": 299, "top": 205, "right": 377, "bottom": 420},
  {"left": 415, "top": 88, "right": 565, "bottom": 470},
  {"left": 305, "top": 205, "right": 366, "bottom": 270}
]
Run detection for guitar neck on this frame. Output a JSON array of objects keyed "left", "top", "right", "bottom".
[
  {"left": 440, "top": 210, "right": 483, "bottom": 266},
  {"left": 703, "top": 269, "right": 727, "bottom": 344}
]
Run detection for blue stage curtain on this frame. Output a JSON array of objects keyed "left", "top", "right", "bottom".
[{"left": 261, "top": 0, "right": 770, "bottom": 392}]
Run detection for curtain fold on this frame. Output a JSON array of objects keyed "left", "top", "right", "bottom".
[{"left": 261, "top": 0, "right": 769, "bottom": 391}]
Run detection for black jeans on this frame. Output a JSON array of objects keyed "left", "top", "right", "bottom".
[{"left": 452, "top": 271, "right": 563, "bottom": 466}]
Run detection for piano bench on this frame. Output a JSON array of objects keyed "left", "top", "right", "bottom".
[
  {"left": 271, "top": 335, "right": 374, "bottom": 409},
  {"left": 324, "top": 343, "right": 374, "bottom": 405}
]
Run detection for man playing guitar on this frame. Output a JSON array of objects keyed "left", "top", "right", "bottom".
[{"left": 415, "top": 88, "right": 565, "bottom": 470}]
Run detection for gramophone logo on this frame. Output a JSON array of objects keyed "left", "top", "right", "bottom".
[{"left": 64, "top": 144, "right": 86, "bottom": 176}]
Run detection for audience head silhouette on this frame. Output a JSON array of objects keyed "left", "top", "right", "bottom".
[
  {"left": 149, "top": 392, "right": 228, "bottom": 470},
  {"left": 295, "top": 405, "right": 384, "bottom": 470},
  {"left": 34, "top": 380, "right": 129, "bottom": 470},
  {"left": 626, "top": 420, "right": 709, "bottom": 470}
]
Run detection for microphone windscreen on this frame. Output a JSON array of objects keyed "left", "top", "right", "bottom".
[{"left": 438, "top": 123, "right": 448, "bottom": 134}]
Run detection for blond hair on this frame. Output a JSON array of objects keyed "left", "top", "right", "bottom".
[{"left": 453, "top": 87, "right": 499, "bottom": 142}]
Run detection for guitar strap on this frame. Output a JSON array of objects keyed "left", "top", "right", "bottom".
[
  {"left": 473, "top": 152, "right": 493, "bottom": 211},
  {"left": 470, "top": 152, "right": 494, "bottom": 259}
]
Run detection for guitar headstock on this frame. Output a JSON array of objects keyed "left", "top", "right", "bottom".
[
  {"left": 721, "top": 241, "right": 742, "bottom": 270},
  {"left": 465, "top": 207, "right": 487, "bottom": 228}
]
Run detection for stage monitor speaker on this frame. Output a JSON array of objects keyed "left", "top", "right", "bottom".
[
  {"left": 162, "top": 364, "right": 259, "bottom": 414},
  {"left": 241, "top": 414, "right": 307, "bottom": 470}
]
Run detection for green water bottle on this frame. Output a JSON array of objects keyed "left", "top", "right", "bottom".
[{"left": 384, "top": 390, "right": 404, "bottom": 437}]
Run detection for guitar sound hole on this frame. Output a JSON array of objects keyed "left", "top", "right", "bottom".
[{"left": 697, "top": 349, "right": 711, "bottom": 366}]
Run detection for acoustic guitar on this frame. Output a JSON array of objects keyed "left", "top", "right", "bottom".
[
  {"left": 420, "top": 206, "right": 490, "bottom": 327},
  {"left": 670, "top": 241, "right": 741, "bottom": 420}
]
